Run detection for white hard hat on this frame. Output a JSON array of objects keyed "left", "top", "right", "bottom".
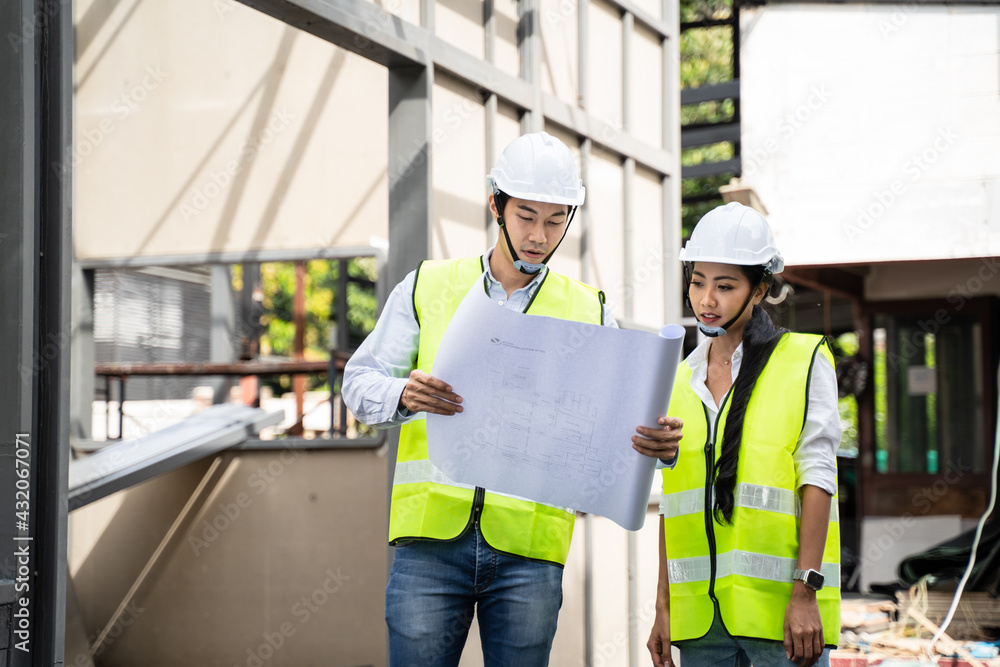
[
  {"left": 487, "top": 132, "right": 585, "bottom": 206},
  {"left": 678, "top": 202, "right": 784, "bottom": 274}
]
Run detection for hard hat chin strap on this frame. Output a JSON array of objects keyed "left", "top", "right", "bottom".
[
  {"left": 697, "top": 291, "right": 754, "bottom": 338},
  {"left": 494, "top": 188, "right": 577, "bottom": 276},
  {"left": 684, "top": 262, "right": 767, "bottom": 338}
]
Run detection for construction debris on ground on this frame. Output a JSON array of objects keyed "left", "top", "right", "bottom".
[{"left": 832, "top": 583, "right": 1000, "bottom": 666}]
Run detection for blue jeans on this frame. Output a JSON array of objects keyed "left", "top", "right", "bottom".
[
  {"left": 385, "top": 522, "right": 564, "bottom": 667},
  {"left": 678, "top": 612, "right": 831, "bottom": 667}
]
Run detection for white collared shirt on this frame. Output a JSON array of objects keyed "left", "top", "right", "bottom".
[{"left": 684, "top": 337, "right": 841, "bottom": 494}]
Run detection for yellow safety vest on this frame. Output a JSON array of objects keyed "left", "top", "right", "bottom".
[
  {"left": 390, "top": 256, "right": 606, "bottom": 566},
  {"left": 662, "top": 333, "right": 841, "bottom": 646}
]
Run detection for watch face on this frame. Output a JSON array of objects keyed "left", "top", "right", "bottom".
[{"left": 805, "top": 570, "right": 824, "bottom": 590}]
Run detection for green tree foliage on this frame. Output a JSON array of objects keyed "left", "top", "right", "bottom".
[
  {"left": 681, "top": 98, "right": 735, "bottom": 126},
  {"left": 680, "top": 0, "right": 731, "bottom": 24},
  {"left": 679, "top": 0, "right": 737, "bottom": 238},
  {"left": 240, "top": 258, "right": 378, "bottom": 392},
  {"left": 680, "top": 26, "right": 734, "bottom": 91}
]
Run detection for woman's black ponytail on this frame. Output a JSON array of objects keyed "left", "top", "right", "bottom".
[{"left": 711, "top": 268, "right": 787, "bottom": 525}]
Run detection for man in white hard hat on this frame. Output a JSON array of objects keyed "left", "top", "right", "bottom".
[{"left": 344, "top": 131, "right": 682, "bottom": 666}]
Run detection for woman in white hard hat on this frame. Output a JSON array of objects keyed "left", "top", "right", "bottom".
[{"left": 646, "top": 202, "right": 842, "bottom": 667}]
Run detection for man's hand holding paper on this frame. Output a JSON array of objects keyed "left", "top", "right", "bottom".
[{"left": 425, "top": 288, "right": 684, "bottom": 530}]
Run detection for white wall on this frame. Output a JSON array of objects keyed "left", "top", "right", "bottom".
[{"left": 739, "top": 4, "right": 1000, "bottom": 266}]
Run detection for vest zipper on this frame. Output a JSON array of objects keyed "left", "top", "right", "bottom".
[
  {"left": 472, "top": 486, "right": 485, "bottom": 526},
  {"left": 703, "top": 390, "right": 731, "bottom": 606}
]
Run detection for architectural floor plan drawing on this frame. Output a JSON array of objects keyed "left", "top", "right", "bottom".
[
  {"left": 494, "top": 392, "right": 600, "bottom": 478},
  {"left": 426, "top": 289, "right": 685, "bottom": 530}
]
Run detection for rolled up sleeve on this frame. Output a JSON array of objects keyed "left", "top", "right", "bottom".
[
  {"left": 342, "top": 273, "right": 420, "bottom": 428},
  {"left": 793, "top": 352, "right": 841, "bottom": 495}
]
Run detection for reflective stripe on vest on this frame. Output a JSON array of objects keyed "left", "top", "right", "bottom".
[
  {"left": 390, "top": 256, "right": 604, "bottom": 565},
  {"left": 669, "top": 551, "right": 840, "bottom": 587},
  {"left": 661, "top": 483, "right": 839, "bottom": 522}
]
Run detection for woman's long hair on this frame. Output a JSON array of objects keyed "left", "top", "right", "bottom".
[{"left": 711, "top": 266, "right": 786, "bottom": 525}]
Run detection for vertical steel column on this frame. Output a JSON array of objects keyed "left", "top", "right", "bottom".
[
  {"left": 33, "top": 0, "right": 72, "bottom": 659},
  {"left": 70, "top": 268, "right": 96, "bottom": 441},
  {"left": 578, "top": 0, "right": 589, "bottom": 111},
  {"left": 237, "top": 263, "right": 261, "bottom": 407},
  {"left": 622, "top": 11, "right": 633, "bottom": 134},
  {"left": 386, "top": 62, "right": 433, "bottom": 578},
  {"left": 583, "top": 512, "right": 595, "bottom": 667},
  {"left": 621, "top": 13, "right": 639, "bottom": 663},
  {"left": 628, "top": 529, "right": 640, "bottom": 667},
  {"left": 291, "top": 261, "right": 307, "bottom": 435},
  {"left": 580, "top": 138, "right": 594, "bottom": 667},
  {"left": 0, "top": 0, "right": 72, "bottom": 664},
  {"left": 732, "top": 1, "right": 741, "bottom": 167},
  {"left": 421, "top": 0, "right": 435, "bottom": 32},
  {"left": 336, "top": 259, "right": 349, "bottom": 435},
  {"left": 622, "top": 11, "right": 635, "bottom": 324},
  {"left": 484, "top": 0, "right": 496, "bottom": 62},
  {"left": 210, "top": 265, "right": 236, "bottom": 405},
  {"left": 0, "top": 4, "right": 38, "bottom": 657},
  {"left": 485, "top": 92, "right": 499, "bottom": 247},
  {"left": 662, "top": 0, "right": 683, "bottom": 324},
  {"left": 623, "top": 157, "right": 635, "bottom": 322},
  {"left": 577, "top": 8, "right": 595, "bottom": 662},
  {"left": 388, "top": 66, "right": 433, "bottom": 284},
  {"left": 519, "top": 0, "right": 542, "bottom": 132},
  {"left": 484, "top": 0, "right": 498, "bottom": 246},
  {"left": 580, "top": 138, "right": 593, "bottom": 285}
]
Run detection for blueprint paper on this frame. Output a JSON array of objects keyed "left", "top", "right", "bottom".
[{"left": 425, "top": 288, "right": 685, "bottom": 531}]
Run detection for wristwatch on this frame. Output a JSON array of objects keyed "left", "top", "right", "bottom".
[{"left": 793, "top": 568, "right": 825, "bottom": 591}]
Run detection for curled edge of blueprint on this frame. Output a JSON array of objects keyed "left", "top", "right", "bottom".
[{"left": 425, "top": 288, "right": 685, "bottom": 531}]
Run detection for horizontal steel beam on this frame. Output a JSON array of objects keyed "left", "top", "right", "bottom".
[
  {"left": 543, "top": 93, "right": 677, "bottom": 174},
  {"left": 237, "top": 435, "right": 385, "bottom": 450},
  {"left": 681, "top": 157, "right": 740, "bottom": 179},
  {"left": 744, "top": 0, "right": 988, "bottom": 4},
  {"left": 681, "top": 80, "right": 740, "bottom": 106},
  {"left": 77, "top": 244, "right": 383, "bottom": 269},
  {"left": 68, "top": 404, "right": 284, "bottom": 510},
  {"left": 680, "top": 17, "right": 734, "bottom": 31},
  {"left": 94, "top": 358, "right": 346, "bottom": 377},
  {"left": 782, "top": 266, "right": 865, "bottom": 302},
  {"left": 613, "top": 0, "right": 672, "bottom": 39},
  {"left": 431, "top": 37, "right": 534, "bottom": 110},
  {"left": 237, "top": 0, "right": 427, "bottom": 68},
  {"left": 681, "top": 192, "right": 726, "bottom": 205},
  {"left": 237, "top": 0, "right": 677, "bottom": 178},
  {"left": 681, "top": 121, "right": 740, "bottom": 148}
]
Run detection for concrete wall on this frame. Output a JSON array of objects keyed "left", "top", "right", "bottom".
[
  {"left": 74, "top": 0, "right": 389, "bottom": 263},
  {"left": 69, "top": 449, "right": 390, "bottom": 667},
  {"left": 739, "top": 3, "right": 1000, "bottom": 267},
  {"left": 68, "top": 444, "right": 671, "bottom": 667}
]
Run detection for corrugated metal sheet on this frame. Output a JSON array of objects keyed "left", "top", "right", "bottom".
[{"left": 94, "top": 267, "right": 216, "bottom": 401}]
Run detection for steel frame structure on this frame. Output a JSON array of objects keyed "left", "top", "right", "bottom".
[
  {"left": 1, "top": 0, "right": 681, "bottom": 664},
  {"left": 0, "top": 1, "right": 73, "bottom": 665}
]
